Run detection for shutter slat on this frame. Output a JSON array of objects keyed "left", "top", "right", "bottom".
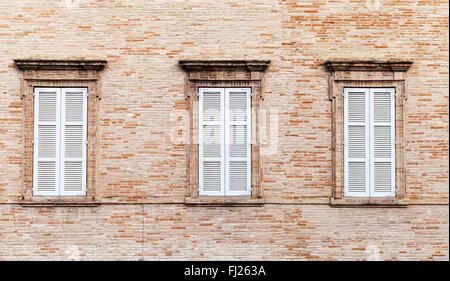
[
  {"left": 202, "top": 161, "right": 221, "bottom": 192},
  {"left": 229, "top": 125, "right": 247, "bottom": 157},
  {"left": 65, "top": 91, "right": 84, "bottom": 122},
  {"left": 374, "top": 162, "right": 392, "bottom": 193},
  {"left": 64, "top": 161, "right": 83, "bottom": 192},
  {"left": 38, "top": 91, "right": 57, "bottom": 122},
  {"left": 38, "top": 125, "right": 56, "bottom": 158},
  {"left": 203, "top": 125, "right": 220, "bottom": 158},
  {"left": 229, "top": 161, "right": 247, "bottom": 192},
  {"left": 348, "top": 162, "right": 366, "bottom": 193},
  {"left": 348, "top": 126, "right": 365, "bottom": 158},
  {"left": 65, "top": 125, "right": 83, "bottom": 158},
  {"left": 37, "top": 161, "right": 56, "bottom": 192},
  {"left": 348, "top": 92, "right": 365, "bottom": 122},
  {"left": 374, "top": 126, "right": 391, "bottom": 158},
  {"left": 203, "top": 92, "right": 221, "bottom": 122},
  {"left": 373, "top": 92, "right": 391, "bottom": 123}
]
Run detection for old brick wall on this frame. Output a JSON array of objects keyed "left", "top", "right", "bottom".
[{"left": 0, "top": 0, "right": 448, "bottom": 260}]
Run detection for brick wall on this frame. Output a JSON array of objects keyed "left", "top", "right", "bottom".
[{"left": 0, "top": 0, "right": 448, "bottom": 260}]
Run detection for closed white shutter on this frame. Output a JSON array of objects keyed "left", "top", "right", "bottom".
[
  {"left": 225, "top": 88, "right": 251, "bottom": 196},
  {"left": 344, "top": 88, "right": 370, "bottom": 197},
  {"left": 34, "top": 88, "right": 60, "bottom": 196},
  {"left": 61, "top": 88, "right": 87, "bottom": 196},
  {"left": 199, "top": 88, "right": 224, "bottom": 196},
  {"left": 33, "top": 87, "right": 87, "bottom": 197},
  {"left": 370, "top": 88, "right": 395, "bottom": 197}
]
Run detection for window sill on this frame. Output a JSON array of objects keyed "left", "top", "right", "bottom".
[
  {"left": 185, "top": 196, "right": 264, "bottom": 206},
  {"left": 330, "top": 197, "right": 409, "bottom": 208},
  {"left": 19, "top": 196, "right": 99, "bottom": 207}
]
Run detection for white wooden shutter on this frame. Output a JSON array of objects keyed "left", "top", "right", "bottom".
[
  {"left": 344, "top": 88, "right": 370, "bottom": 197},
  {"left": 60, "top": 88, "right": 87, "bottom": 196},
  {"left": 34, "top": 88, "right": 60, "bottom": 196},
  {"left": 370, "top": 88, "right": 395, "bottom": 197},
  {"left": 199, "top": 88, "right": 224, "bottom": 196},
  {"left": 225, "top": 88, "right": 251, "bottom": 196}
]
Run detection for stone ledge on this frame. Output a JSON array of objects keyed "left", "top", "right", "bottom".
[
  {"left": 330, "top": 197, "right": 409, "bottom": 208},
  {"left": 185, "top": 196, "right": 264, "bottom": 206},
  {"left": 14, "top": 59, "right": 107, "bottom": 71},
  {"left": 19, "top": 196, "right": 99, "bottom": 207}
]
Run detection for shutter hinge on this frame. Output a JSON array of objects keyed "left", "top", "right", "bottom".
[
  {"left": 32, "top": 139, "right": 35, "bottom": 145},
  {"left": 33, "top": 92, "right": 35, "bottom": 97}
]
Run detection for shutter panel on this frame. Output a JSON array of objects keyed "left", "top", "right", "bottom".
[
  {"left": 60, "top": 88, "right": 87, "bottom": 196},
  {"left": 370, "top": 88, "right": 395, "bottom": 197},
  {"left": 34, "top": 88, "right": 60, "bottom": 196},
  {"left": 199, "top": 88, "right": 224, "bottom": 195},
  {"left": 225, "top": 88, "right": 251, "bottom": 195},
  {"left": 344, "top": 88, "right": 370, "bottom": 197}
]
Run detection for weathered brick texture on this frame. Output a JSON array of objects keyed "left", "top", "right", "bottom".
[{"left": 0, "top": 0, "right": 448, "bottom": 260}]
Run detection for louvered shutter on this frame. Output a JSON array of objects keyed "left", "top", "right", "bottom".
[
  {"left": 34, "top": 88, "right": 60, "bottom": 196},
  {"left": 344, "top": 88, "right": 370, "bottom": 197},
  {"left": 60, "top": 88, "right": 87, "bottom": 196},
  {"left": 370, "top": 88, "right": 395, "bottom": 197},
  {"left": 199, "top": 88, "right": 224, "bottom": 196},
  {"left": 225, "top": 88, "right": 251, "bottom": 196}
]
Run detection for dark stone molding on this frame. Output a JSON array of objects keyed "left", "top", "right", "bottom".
[
  {"left": 324, "top": 60, "right": 412, "bottom": 72},
  {"left": 179, "top": 60, "right": 270, "bottom": 81},
  {"left": 14, "top": 59, "right": 107, "bottom": 71},
  {"left": 179, "top": 60, "right": 270, "bottom": 72}
]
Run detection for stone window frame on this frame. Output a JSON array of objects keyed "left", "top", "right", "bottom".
[
  {"left": 325, "top": 60, "right": 412, "bottom": 207},
  {"left": 179, "top": 60, "right": 270, "bottom": 206},
  {"left": 14, "top": 59, "right": 106, "bottom": 206}
]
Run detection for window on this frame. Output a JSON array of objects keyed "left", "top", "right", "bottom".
[
  {"left": 179, "top": 60, "right": 270, "bottom": 204},
  {"left": 325, "top": 60, "right": 411, "bottom": 206},
  {"left": 344, "top": 88, "right": 395, "bottom": 197},
  {"left": 199, "top": 88, "right": 251, "bottom": 196},
  {"left": 33, "top": 88, "right": 87, "bottom": 196},
  {"left": 14, "top": 59, "right": 105, "bottom": 204}
]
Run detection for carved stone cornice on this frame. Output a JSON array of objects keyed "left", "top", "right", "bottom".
[
  {"left": 179, "top": 60, "right": 270, "bottom": 81},
  {"left": 14, "top": 59, "right": 107, "bottom": 71},
  {"left": 324, "top": 60, "right": 412, "bottom": 72},
  {"left": 180, "top": 60, "right": 270, "bottom": 72}
]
